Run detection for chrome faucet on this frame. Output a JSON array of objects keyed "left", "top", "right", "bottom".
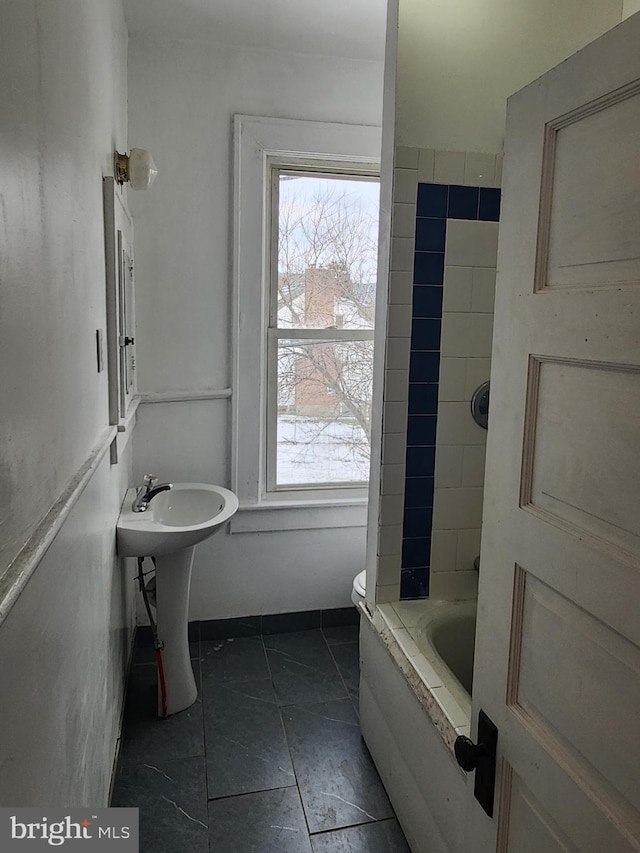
[{"left": 132, "top": 474, "right": 173, "bottom": 513}]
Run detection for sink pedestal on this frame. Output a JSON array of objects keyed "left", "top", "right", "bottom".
[{"left": 154, "top": 546, "right": 198, "bottom": 716}]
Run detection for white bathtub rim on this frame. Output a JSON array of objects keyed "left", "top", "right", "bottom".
[
  {"left": 368, "top": 601, "right": 474, "bottom": 756},
  {"left": 413, "top": 599, "right": 477, "bottom": 711}
]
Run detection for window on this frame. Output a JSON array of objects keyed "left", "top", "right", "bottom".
[
  {"left": 232, "top": 117, "right": 381, "bottom": 531},
  {"left": 268, "top": 169, "right": 379, "bottom": 491}
]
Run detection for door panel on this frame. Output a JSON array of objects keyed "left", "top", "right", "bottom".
[{"left": 466, "top": 13, "right": 640, "bottom": 851}]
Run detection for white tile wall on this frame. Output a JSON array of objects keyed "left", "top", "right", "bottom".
[
  {"left": 463, "top": 152, "right": 496, "bottom": 188},
  {"left": 388, "top": 271, "right": 413, "bottom": 305},
  {"left": 442, "top": 266, "right": 473, "bottom": 312},
  {"left": 394, "top": 167, "right": 419, "bottom": 203},
  {"left": 392, "top": 203, "right": 417, "bottom": 238},
  {"left": 438, "top": 358, "right": 467, "bottom": 401},
  {"left": 445, "top": 220, "right": 499, "bottom": 268},
  {"left": 381, "top": 463, "right": 406, "bottom": 495},
  {"left": 440, "top": 313, "right": 494, "bottom": 358},
  {"left": 434, "top": 445, "right": 464, "bottom": 487},
  {"left": 395, "top": 146, "right": 420, "bottom": 169},
  {"left": 377, "top": 145, "right": 502, "bottom": 604},
  {"left": 434, "top": 150, "right": 465, "bottom": 184}
]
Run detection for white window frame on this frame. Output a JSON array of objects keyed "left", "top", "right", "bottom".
[{"left": 231, "top": 115, "right": 381, "bottom": 533}]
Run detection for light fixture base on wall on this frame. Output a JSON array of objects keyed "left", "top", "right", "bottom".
[{"left": 114, "top": 148, "right": 158, "bottom": 191}]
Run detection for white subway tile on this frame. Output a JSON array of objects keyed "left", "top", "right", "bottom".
[
  {"left": 464, "top": 358, "right": 491, "bottom": 400},
  {"left": 391, "top": 237, "right": 415, "bottom": 272},
  {"left": 377, "top": 554, "right": 400, "bottom": 585},
  {"left": 395, "top": 146, "right": 420, "bottom": 169},
  {"left": 378, "top": 523, "right": 402, "bottom": 556},
  {"left": 431, "top": 686, "right": 469, "bottom": 727},
  {"left": 462, "top": 445, "right": 486, "bottom": 487},
  {"left": 392, "top": 203, "right": 417, "bottom": 239},
  {"left": 392, "top": 627, "right": 421, "bottom": 658},
  {"left": 464, "top": 152, "right": 496, "bottom": 188},
  {"left": 440, "top": 313, "right": 494, "bottom": 358},
  {"left": 430, "top": 530, "right": 458, "bottom": 573},
  {"left": 457, "top": 529, "right": 482, "bottom": 572},
  {"left": 436, "top": 402, "right": 487, "bottom": 445},
  {"left": 434, "top": 150, "right": 465, "bottom": 184},
  {"left": 394, "top": 167, "right": 418, "bottom": 204},
  {"left": 432, "top": 487, "right": 484, "bottom": 529},
  {"left": 382, "top": 433, "right": 407, "bottom": 465},
  {"left": 384, "top": 369, "right": 409, "bottom": 403},
  {"left": 380, "top": 494, "right": 404, "bottom": 527},
  {"left": 388, "top": 271, "right": 413, "bottom": 306},
  {"left": 386, "top": 337, "right": 410, "bottom": 371},
  {"left": 445, "top": 219, "right": 499, "bottom": 268},
  {"left": 443, "top": 266, "right": 473, "bottom": 312},
  {"left": 429, "top": 570, "right": 478, "bottom": 602},
  {"left": 378, "top": 602, "right": 404, "bottom": 629},
  {"left": 381, "top": 463, "right": 406, "bottom": 495},
  {"left": 387, "top": 304, "right": 412, "bottom": 338},
  {"left": 376, "top": 582, "right": 401, "bottom": 604},
  {"left": 383, "top": 401, "right": 408, "bottom": 434},
  {"left": 471, "top": 268, "right": 496, "bottom": 313},
  {"left": 413, "top": 653, "right": 444, "bottom": 689},
  {"left": 438, "top": 358, "right": 467, "bottom": 401},
  {"left": 434, "top": 445, "right": 464, "bottom": 487},
  {"left": 418, "top": 148, "right": 435, "bottom": 183},
  {"left": 495, "top": 153, "right": 504, "bottom": 187},
  {"left": 392, "top": 600, "right": 428, "bottom": 628}
]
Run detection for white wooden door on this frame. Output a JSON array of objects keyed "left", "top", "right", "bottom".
[{"left": 466, "top": 14, "right": 640, "bottom": 851}]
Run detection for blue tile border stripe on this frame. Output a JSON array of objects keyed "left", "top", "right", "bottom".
[{"left": 400, "top": 181, "right": 501, "bottom": 599}]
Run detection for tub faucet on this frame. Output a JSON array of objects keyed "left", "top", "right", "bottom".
[{"left": 132, "top": 474, "right": 173, "bottom": 513}]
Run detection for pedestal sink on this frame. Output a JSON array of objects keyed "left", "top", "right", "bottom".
[{"left": 117, "top": 483, "right": 239, "bottom": 716}]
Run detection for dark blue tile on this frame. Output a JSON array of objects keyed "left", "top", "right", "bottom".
[
  {"left": 412, "top": 285, "right": 443, "bottom": 318},
  {"left": 403, "top": 506, "right": 434, "bottom": 538},
  {"left": 448, "top": 185, "right": 479, "bottom": 220},
  {"left": 403, "top": 477, "right": 435, "bottom": 508},
  {"left": 409, "top": 351, "right": 440, "bottom": 382},
  {"left": 406, "top": 415, "right": 437, "bottom": 446},
  {"left": 414, "top": 251, "right": 444, "bottom": 285},
  {"left": 417, "top": 183, "right": 448, "bottom": 217},
  {"left": 479, "top": 187, "right": 501, "bottom": 221},
  {"left": 405, "top": 446, "right": 436, "bottom": 476},
  {"left": 408, "top": 383, "right": 439, "bottom": 415},
  {"left": 411, "top": 318, "right": 441, "bottom": 350},
  {"left": 401, "top": 537, "right": 431, "bottom": 569},
  {"left": 400, "top": 568, "right": 429, "bottom": 599},
  {"left": 415, "top": 217, "right": 446, "bottom": 252}
]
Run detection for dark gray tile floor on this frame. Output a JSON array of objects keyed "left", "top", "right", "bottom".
[{"left": 112, "top": 624, "right": 411, "bottom": 852}]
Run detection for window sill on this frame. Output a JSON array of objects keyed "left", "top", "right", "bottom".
[{"left": 230, "top": 497, "right": 368, "bottom": 533}]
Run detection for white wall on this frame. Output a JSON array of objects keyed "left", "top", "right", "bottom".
[
  {"left": 623, "top": 0, "right": 640, "bottom": 17},
  {"left": 0, "top": 0, "right": 134, "bottom": 806},
  {"left": 127, "top": 36, "right": 384, "bottom": 618},
  {"left": 396, "top": 0, "right": 623, "bottom": 152}
]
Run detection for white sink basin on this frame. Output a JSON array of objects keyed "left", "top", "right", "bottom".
[{"left": 117, "top": 482, "right": 239, "bottom": 557}]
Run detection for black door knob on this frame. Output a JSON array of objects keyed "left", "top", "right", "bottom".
[{"left": 454, "top": 735, "right": 489, "bottom": 772}]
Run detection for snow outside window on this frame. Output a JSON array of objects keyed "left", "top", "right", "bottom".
[{"left": 232, "top": 116, "right": 381, "bottom": 531}]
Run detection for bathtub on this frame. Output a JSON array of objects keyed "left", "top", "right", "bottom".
[{"left": 360, "top": 598, "right": 478, "bottom": 853}]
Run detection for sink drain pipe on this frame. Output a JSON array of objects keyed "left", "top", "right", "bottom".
[{"left": 137, "top": 556, "right": 168, "bottom": 718}]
